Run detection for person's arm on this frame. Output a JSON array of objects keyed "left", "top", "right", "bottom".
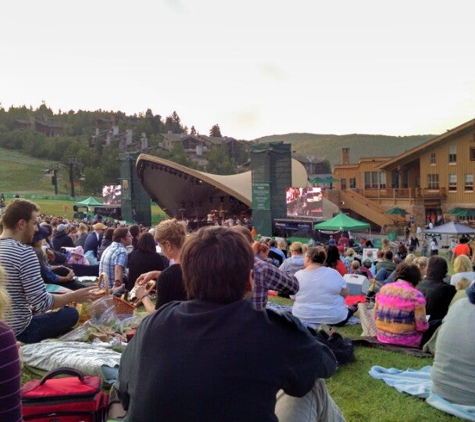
[
  {"left": 114, "top": 265, "right": 124, "bottom": 284},
  {"left": 51, "top": 285, "right": 98, "bottom": 309},
  {"left": 339, "top": 287, "right": 349, "bottom": 298},
  {"left": 265, "top": 264, "right": 299, "bottom": 296},
  {"left": 135, "top": 270, "right": 161, "bottom": 285},
  {"left": 413, "top": 292, "right": 429, "bottom": 333}
]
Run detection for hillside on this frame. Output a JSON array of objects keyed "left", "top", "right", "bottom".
[
  {"left": 254, "top": 133, "right": 438, "bottom": 166},
  {"left": 0, "top": 147, "right": 64, "bottom": 195}
]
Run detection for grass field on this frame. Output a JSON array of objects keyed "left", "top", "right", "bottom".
[{"left": 19, "top": 296, "right": 458, "bottom": 421}]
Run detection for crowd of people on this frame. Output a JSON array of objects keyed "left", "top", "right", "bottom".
[{"left": 0, "top": 197, "right": 474, "bottom": 420}]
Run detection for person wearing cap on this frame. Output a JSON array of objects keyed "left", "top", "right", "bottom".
[
  {"left": 51, "top": 223, "right": 75, "bottom": 252},
  {"left": 0, "top": 199, "right": 96, "bottom": 343},
  {"left": 68, "top": 246, "right": 89, "bottom": 266},
  {"left": 84, "top": 222, "right": 107, "bottom": 259}
]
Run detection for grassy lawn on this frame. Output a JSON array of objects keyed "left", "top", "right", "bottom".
[{"left": 20, "top": 296, "right": 457, "bottom": 421}]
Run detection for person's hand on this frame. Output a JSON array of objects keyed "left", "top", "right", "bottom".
[
  {"left": 136, "top": 271, "right": 160, "bottom": 285},
  {"left": 67, "top": 269, "right": 75, "bottom": 281},
  {"left": 72, "top": 286, "right": 99, "bottom": 303},
  {"left": 134, "top": 286, "right": 148, "bottom": 300}
]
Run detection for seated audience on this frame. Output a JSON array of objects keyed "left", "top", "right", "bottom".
[
  {"left": 351, "top": 259, "right": 372, "bottom": 280},
  {"left": 292, "top": 247, "right": 356, "bottom": 326},
  {"left": 232, "top": 226, "right": 299, "bottom": 309},
  {"left": 413, "top": 256, "right": 428, "bottom": 278},
  {"left": 431, "top": 282, "right": 475, "bottom": 406},
  {"left": 449, "top": 254, "right": 475, "bottom": 287},
  {"left": 112, "top": 226, "right": 344, "bottom": 421},
  {"left": 326, "top": 245, "right": 348, "bottom": 276},
  {"left": 0, "top": 264, "right": 22, "bottom": 421},
  {"left": 127, "top": 233, "right": 167, "bottom": 291},
  {"left": 67, "top": 245, "right": 89, "bottom": 266},
  {"left": 417, "top": 256, "right": 456, "bottom": 321},
  {"left": 97, "top": 228, "right": 114, "bottom": 261},
  {"left": 136, "top": 219, "right": 187, "bottom": 313},
  {"left": 279, "top": 241, "right": 305, "bottom": 276},
  {"left": 375, "top": 250, "right": 396, "bottom": 274},
  {"left": 0, "top": 199, "right": 96, "bottom": 343},
  {"left": 51, "top": 223, "right": 75, "bottom": 251},
  {"left": 74, "top": 223, "right": 89, "bottom": 248},
  {"left": 374, "top": 263, "right": 429, "bottom": 347},
  {"left": 268, "top": 239, "right": 286, "bottom": 266}
]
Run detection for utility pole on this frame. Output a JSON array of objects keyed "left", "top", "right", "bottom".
[
  {"left": 49, "top": 163, "right": 61, "bottom": 195},
  {"left": 68, "top": 156, "right": 76, "bottom": 200}
]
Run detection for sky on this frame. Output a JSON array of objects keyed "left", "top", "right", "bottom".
[{"left": 1, "top": 0, "right": 475, "bottom": 140}]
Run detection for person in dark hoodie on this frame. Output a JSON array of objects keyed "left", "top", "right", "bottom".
[{"left": 51, "top": 223, "right": 74, "bottom": 252}]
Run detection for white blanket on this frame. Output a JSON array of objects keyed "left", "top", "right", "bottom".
[{"left": 21, "top": 340, "right": 122, "bottom": 380}]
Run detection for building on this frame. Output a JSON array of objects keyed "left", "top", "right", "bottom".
[{"left": 331, "top": 117, "right": 475, "bottom": 230}]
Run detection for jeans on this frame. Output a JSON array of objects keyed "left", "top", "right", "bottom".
[{"left": 16, "top": 306, "right": 79, "bottom": 344}]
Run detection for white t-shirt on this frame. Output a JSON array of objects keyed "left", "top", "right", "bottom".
[{"left": 292, "top": 266, "right": 348, "bottom": 324}]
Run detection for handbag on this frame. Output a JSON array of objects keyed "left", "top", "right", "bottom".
[{"left": 309, "top": 327, "right": 356, "bottom": 365}]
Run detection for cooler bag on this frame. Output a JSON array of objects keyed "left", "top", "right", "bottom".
[{"left": 22, "top": 367, "right": 108, "bottom": 422}]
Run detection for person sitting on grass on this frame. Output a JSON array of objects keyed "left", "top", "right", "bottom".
[
  {"left": 431, "top": 281, "right": 475, "bottom": 406},
  {"left": 110, "top": 226, "right": 344, "bottom": 421},
  {"left": 0, "top": 199, "right": 96, "bottom": 344},
  {"left": 374, "top": 262, "right": 429, "bottom": 347},
  {"left": 0, "top": 264, "right": 22, "bottom": 421}
]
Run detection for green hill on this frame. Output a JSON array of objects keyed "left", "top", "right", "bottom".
[
  {"left": 0, "top": 147, "right": 65, "bottom": 196},
  {"left": 253, "top": 133, "right": 438, "bottom": 166}
]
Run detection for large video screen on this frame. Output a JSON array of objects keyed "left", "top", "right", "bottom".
[
  {"left": 102, "top": 184, "right": 121, "bottom": 205},
  {"left": 286, "top": 187, "right": 323, "bottom": 218}
]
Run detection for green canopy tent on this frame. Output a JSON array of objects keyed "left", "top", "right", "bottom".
[
  {"left": 445, "top": 207, "right": 465, "bottom": 215},
  {"left": 385, "top": 207, "right": 408, "bottom": 216},
  {"left": 75, "top": 197, "right": 103, "bottom": 206},
  {"left": 314, "top": 212, "right": 371, "bottom": 231},
  {"left": 309, "top": 176, "right": 340, "bottom": 184},
  {"left": 451, "top": 208, "right": 475, "bottom": 217}
]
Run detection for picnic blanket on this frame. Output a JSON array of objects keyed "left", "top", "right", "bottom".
[
  {"left": 265, "top": 301, "right": 360, "bottom": 329},
  {"left": 369, "top": 366, "right": 475, "bottom": 421},
  {"left": 354, "top": 336, "right": 433, "bottom": 358},
  {"left": 21, "top": 340, "right": 122, "bottom": 384}
]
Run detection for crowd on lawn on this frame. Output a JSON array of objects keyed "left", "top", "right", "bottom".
[{"left": 0, "top": 198, "right": 474, "bottom": 421}]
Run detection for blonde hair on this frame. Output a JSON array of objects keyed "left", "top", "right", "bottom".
[
  {"left": 154, "top": 219, "right": 187, "bottom": 248},
  {"left": 77, "top": 223, "right": 89, "bottom": 235},
  {"left": 351, "top": 260, "right": 360, "bottom": 270},
  {"left": 454, "top": 255, "right": 473, "bottom": 273},
  {"left": 413, "top": 256, "right": 428, "bottom": 269},
  {"left": 289, "top": 242, "right": 303, "bottom": 254},
  {"left": 346, "top": 248, "right": 355, "bottom": 257},
  {"left": 404, "top": 254, "right": 417, "bottom": 264},
  {"left": 456, "top": 277, "right": 471, "bottom": 291},
  {"left": 0, "top": 265, "right": 11, "bottom": 320}
]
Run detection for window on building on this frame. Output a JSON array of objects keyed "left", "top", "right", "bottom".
[
  {"left": 465, "top": 174, "right": 474, "bottom": 191},
  {"left": 430, "top": 152, "right": 436, "bottom": 165},
  {"left": 427, "top": 174, "right": 439, "bottom": 189},
  {"left": 449, "top": 174, "right": 457, "bottom": 191},
  {"left": 364, "top": 172, "right": 371, "bottom": 189},
  {"left": 449, "top": 145, "right": 457, "bottom": 164},
  {"left": 349, "top": 178, "right": 356, "bottom": 189},
  {"left": 341, "top": 178, "right": 347, "bottom": 189},
  {"left": 470, "top": 147, "right": 475, "bottom": 161},
  {"left": 379, "top": 172, "right": 386, "bottom": 188}
]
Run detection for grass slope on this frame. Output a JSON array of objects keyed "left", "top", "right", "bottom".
[
  {"left": 254, "top": 133, "right": 437, "bottom": 166},
  {"left": 0, "top": 147, "right": 57, "bottom": 195}
]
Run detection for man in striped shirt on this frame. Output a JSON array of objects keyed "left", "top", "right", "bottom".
[{"left": 0, "top": 199, "right": 96, "bottom": 344}]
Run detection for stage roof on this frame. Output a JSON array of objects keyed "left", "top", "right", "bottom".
[{"left": 136, "top": 154, "right": 309, "bottom": 219}]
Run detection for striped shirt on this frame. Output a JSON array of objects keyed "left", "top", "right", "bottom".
[
  {"left": 0, "top": 321, "right": 22, "bottom": 422},
  {"left": 374, "top": 280, "right": 429, "bottom": 347},
  {"left": 0, "top": 238, "right": 54, "bottom": 335}
]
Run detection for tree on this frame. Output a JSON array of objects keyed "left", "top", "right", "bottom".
[
  {"left": 164, "top": 111, "right": 184, "bottom": 134},
  {"left": 190, "top": 126, "right": 197, "bottom": 136},
  {"left": 206, "top": 145, "right": 235, "bottom": 175},
  {"left": 209, "top": 124, "right": 222, "bottom": 137}
]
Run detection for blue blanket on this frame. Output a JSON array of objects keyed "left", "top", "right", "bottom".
[{"left": 369, "top": 366, "right": 475, "bottom": 421}]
